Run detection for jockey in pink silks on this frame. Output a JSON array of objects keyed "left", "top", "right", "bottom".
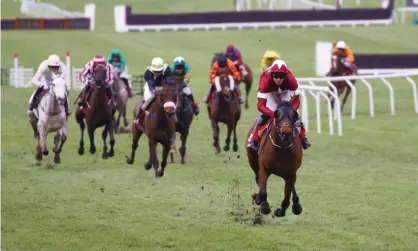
[{"left": 28, "top": 54, "right": 71, "bottom": 116}]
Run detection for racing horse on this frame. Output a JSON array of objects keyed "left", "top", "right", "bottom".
[
  {"left": 28, "top": 77, "right": 68, "bottom": 164},
  {"left": 212, "top": 53, "right": 253, "bottom": 110},
  {"left": 111, "top": 67, "right": 129, "bottom": 132},
  {"left": 208, "top": 67, "right": 241, "bottom": 153},
  {"left": 327, "top": 52, "right": 358, "bottom": 113},
  {"left": 126, "top": 82, "right": 178, "bottom": 177},
  {"left": 75, "top": 64, "right": 116, "bottom": 159},
  {"left": 246, "top": 100, "right": 303, "bottom": 218}
]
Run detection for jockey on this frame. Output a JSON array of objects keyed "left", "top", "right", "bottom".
[
  {"left": 203, "top": 55, "right": 243, "bottom": 105},
  {"left": 133, "top": 57, "right": 173, "bottom": 125},
  {"left": 246, "top": 60, "right": 311, "bottom": 152},
  {"left": 106, "top": 48, "right": 132, "bottom": 98},
  {"left": 77, "top": 55, "right": 114, "bottom": 109},
  {"left": 260, "top": 50, "right": 280, "bottom": 72},
  {"left": 28, "top": 54, "right": 71, "bottom": 116},
  {"left": 169, "top": 56, "right": 199, "bottom": 116},
  {"left": 332, "top": 41, "right": 355, "bottom": 74},
  {"left": 223, "top": 44, "right": 248, "bottom": 78}
]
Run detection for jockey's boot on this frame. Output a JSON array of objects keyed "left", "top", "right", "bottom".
[
  {"left": 202, "top": 85, "right": 216, "bottom": 104},
  {"left": 64, "top": 98, "right": 71, "bottom": 116},
  {"left": 295, "top": 111, "right": 311, "bottom": 150},
  {"left": 123, "top": 78, "right": 132, "bottom": 98},
  {"left": 246, "top": 116, "right": 266, "bottom": 152},
  {"left": 133, "top": 104, "right": 146, "bottom": 125},
  {"left": 188, "top": 94, "right": 199, "bottom": 116},
  {"left": 106, "top": 87, "right": 116, "bottom": 107},
  {"left": 302, "top": 136, "right": 311, "bottom": 150},
  {"left": 234, "top": 85, "right": 244, "bottom": 105},
  {"left": 78, "top": 84, "right": 90, "bottom": 109},
  {"left": 28, "top": 87, "right": 43, "bottom": 111}
]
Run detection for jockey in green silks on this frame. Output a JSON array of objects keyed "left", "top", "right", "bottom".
[
  {"left": 107, "top": 48, "right": 132, "bottom": 98},
  {"left": 169, "top": 57, "right": 199, "bottom": 115}
]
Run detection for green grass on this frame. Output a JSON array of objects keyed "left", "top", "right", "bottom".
[{"left": 2, "top": 0, "right": 418, "bottom": 250}]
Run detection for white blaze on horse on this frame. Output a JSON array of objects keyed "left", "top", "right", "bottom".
[{"left": 28, "top": 77, "right": 68, "bottom": 164}]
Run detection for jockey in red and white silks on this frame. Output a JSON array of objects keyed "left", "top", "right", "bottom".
[
  {"left": 77, "top": 55, "right": 115, "bottom": 109},
  {"left": 247, "top": 59, "right": 311, "bottom": 151}
]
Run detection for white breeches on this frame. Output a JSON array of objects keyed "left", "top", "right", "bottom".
[
  {"left": 143, "top": 83, "right": 163, "bottom": 101},
  {"left": 258, "top": 90, "right": 297, "bottom": 111},
  {"left": 214, "top": 76, "right": 235, "bottom": 92},
  {"left": 182, "top": 86, "right": 192, "bottom": 96}
]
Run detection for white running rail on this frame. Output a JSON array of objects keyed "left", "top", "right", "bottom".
[
  {"left": 297, "top": 72, "right": 418, "bottom": 119},
  {"left": 298, "top": 85, "right": 343, "bottom": 136}
]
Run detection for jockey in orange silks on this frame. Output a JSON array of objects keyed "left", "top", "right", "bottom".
[
  {"left": 332, "top": 41, "right": 355, "bottom": 74},
  {"left": 246, "top": 60, "right": 311, "bottom": 152},
  {"left": 203, "top": 55, "right": 243, "bottom": 105}
]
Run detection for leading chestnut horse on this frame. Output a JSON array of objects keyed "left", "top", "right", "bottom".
[{"left": 246, "top": 100, "right": 304, "bottom": 218}]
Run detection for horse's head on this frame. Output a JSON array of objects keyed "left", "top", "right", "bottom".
[
  {"left": 330, "top": 53, "right": 345, "bottom": 76},
  {"left": 156, "top": 83, "right": 178, "bottom": 117},
  {"left": 93, "top": 64, "right": 107, "bottom": 87},
  {"left": 272, "top": 101, "right": 296, "bottom": 148},
  {"left": 215, "top": 68, "right": 234, "bottom": 96},
  {"left": 50, "top": 77, "right": 67, "bottom": 106}
]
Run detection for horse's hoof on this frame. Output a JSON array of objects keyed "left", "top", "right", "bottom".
[
  {"left": 35, "top": 153, "right": 42, "bottom": 161},
  {"left": 223, "top": 145, "right": 230, "bottom": 151},
  {"left": 274, "top": 208, "right": 286, "bottom": 217},
  {"left": 292, "top": 204, "right": 303, "bottom": 215},
  {"left": 144, "top": 162, "right": 152, "bottom": 170},
  {"left": 181, "top": 159, "right": 185, "bottom": 164},
  {"left": 254, "top": 195, "right": 262, "bottom": 206},
  {"left": 42, "top": 150, "right": 49, "bottom": 156},
  {"left": 107, "top": 150, "right": 114, "bottom": 158},
  {"left": 124, "top": 122, "right": 129, "bottom": 127},
  {"left": 170, "top": 153, "right": 175, "bottom": 163},
  {"left": 78, "top": 147, "right": 84, "bottom": 156},
  {"left": 155, "top": 170, "right": 164, "bottom": 177},
  {"left": 126, "top": 157, "right": 134, "bottom": 165},
  {"left": 233, "top": 145, "right": 239, "bottom": 152},
  {"left": 54, "top": 156, "right": 61, "bottom": 164},
  {"left": 215, "top": 146, "right": 221, "bottom": 153},
  {"left": 245, "top": 104, "right": 249, "bottom": 109},
  {"left": 90, "top": 147, "right": 96, "bottom": 154},
  {"left": 161, "top": 161, "right": 167, "bottom": 169},
  {"left": 260, "top": 201, "right": 271, "bottom": 215}
]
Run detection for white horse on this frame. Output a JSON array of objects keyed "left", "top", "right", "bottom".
[{"left": 28, "top": 77, "right": 68, "bottom": 164}]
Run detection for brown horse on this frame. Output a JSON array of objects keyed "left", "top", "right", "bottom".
[
  {"left": 327, "top": 53, "right": 358, "bottom": 113},
  {"left": 126, "top": 83, "right": 178, "bottom": 177},
  {"left": 212, "top": 53, "right": 253, "bottom": 109},
  {"left": 170, "top": 80, "right": 194, "bottom": 164},
  {"left": 75, "top": 64, "right": 116, "bottom": 159},
  {"left": 246, "top": 101, "right": 303, "bottom": 217},
  {"left": 208, "top": 68, "right": 241, "bottom": 153}
]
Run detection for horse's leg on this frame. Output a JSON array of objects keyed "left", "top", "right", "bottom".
[
  {"left": 88, "top": 126, "right": 96, "bottom": 155},
  {"left": 115, "top": 111, "right": 122, "bottom": 133},
  {"left": 148, "top": 140, "right": 159, "bottom": 174},
  {"left": 179, "top": 128, "right": 189, "bottom": 164},
  {"left": 291, "top": 186, "right": 303, "bottom": 215},
  {"left": 211, "top": 119, "right": 221, "bottom": 153},
  {"left": 107, "top": 122, "right": 116, "bottom": 158},
  {"left": 274, "top": 175, "right": 296, "bottom": 217},
  {"left": 126, "top": 125, "right": 143, "bottom": 164},
  {"left": 38, "top": 123, "right": 49, "bottom": 156},
  {"left": 341, "top": 83, "right": 353, "bottom": 113},
  {"left": 123, "top": 105, "right": 129, "bottom": 127},
  {"left": 157, "top": 142, "right": 170, "bottom": 177},
  {"left": 32, "top": 120, "right": 42, "bottom": 161},
  {"left": 256, "top": 163, "right": 271, "bottom": 215},
  {"left": 53, "top": 127, "right": 67, "bottom": 164},
  {"left": 245, "top": 81, "right": 251, "bottom": 110},
  {"left": 170, "top": 134, "right": 177, "bottom": 164},
  {"left": 101, "top": 126, "right": 109, "bottom": 159},
  {"left": 223, "top": 123, "right": 232, "bottom": 152},
  {"left": 232, "top": 123, "right": 239, "bottom": 152},
  {"left": 77, "top": 119, "right": 85, "bottom": 155}
]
